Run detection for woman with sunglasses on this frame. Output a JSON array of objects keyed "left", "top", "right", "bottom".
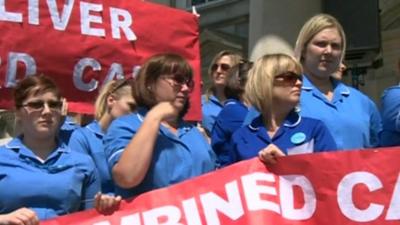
[
  {"left": 68, "top": 79, "right": 136, "bottom": 194},
  {"left": 201, "top": 50, "right": 242, "bottom": 136},
  {"left": 211, "top": 60, "right": 253, "bottom": 167},
  {"left": 104, "top": 53, "right": 216, "bottom": 197},
  {"left": 0, "top": 75, "right": 120, "bottom": 222},
  {"left": 227, "top": 54, "right": 337, "bottom": 165},
  {"left": 295, "top": 14, "right": 381, "bottom": 150}
]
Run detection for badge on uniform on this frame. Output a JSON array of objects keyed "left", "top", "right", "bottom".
[{"left": 290, "top": 132, "right": 306, "bottom": 145}]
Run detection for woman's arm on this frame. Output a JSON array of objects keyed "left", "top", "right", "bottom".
[
  {"left": 112, "top": 102, "right": 180, "bottom": 188},
  {"left": 0, "top": 208, "right": 39, "bottom": 225}
]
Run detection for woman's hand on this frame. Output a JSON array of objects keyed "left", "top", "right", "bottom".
[
  {"left": 0, "top": 208, "right": 39, "bottom": 225},
  {"left": 258, "top": 144, "right": 285, "bottom": 165},
  {"left": 94, "top": 193, "right": 122, "bottom": 215},
  {"left": 148, "top": 101, "right": 180, "bottom": 122}
]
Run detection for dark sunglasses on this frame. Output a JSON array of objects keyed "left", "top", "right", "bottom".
[
  {"left": 274, "top": 72, "right": 303, "bottom": 85},
  {"left": 211, "top": 63, "right": 231, "bottom": 72},
  {"left": 20, "top": 100, "right": 63, "bottom": 111},
  {"left": 162, "top": 74, "right": 195, "bottom": 91}
]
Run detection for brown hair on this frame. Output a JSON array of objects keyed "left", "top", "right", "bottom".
[
  {"left": 133, "top": 53, "right": 193, "bottom": 108},
  {"left": 14, "top": 75, "right": 61, "bottom": 109}
]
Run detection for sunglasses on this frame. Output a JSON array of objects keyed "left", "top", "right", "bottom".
[
  {"left": 274, "top": 72, "right": 303, "bottom": 86},
  {"left": 20, "top": 100, "right": 63, "bottom": 112},
  {"left": 211, "top": 63, "right": 231, "bottom": 72},
  {"left": 162, "top": 74, "right": 195, "bottom": 92}
]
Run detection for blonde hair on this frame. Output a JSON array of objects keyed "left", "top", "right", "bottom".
[
  {"left": 245, "top": 53, "right": 302, "bottom": 116},
  {"left": 204, "top": 50, "right": 242, "bottom": 101},
  {"left": 294, "top": 14, "right": 346, "bottom": 63},
  {"left": 94, "top": 79, "right": 132, "bottom": 120}
]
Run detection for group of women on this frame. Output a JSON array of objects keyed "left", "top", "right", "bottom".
[
  {"left": 0, "top": 13, "right": 384, "bottom": 224},
  {"left": 203, "top": 13, "right": 381, "bottom": 166}
]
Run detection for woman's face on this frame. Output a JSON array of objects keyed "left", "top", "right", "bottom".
[
  {"left": 16, "top": 91, "right": 62, "bottom": 139},
  {"left": 109, "top": 92, "right": 136, "bottom": 119},
  {"left": 153, "top": 73, "right": 193, "bottom": 111},
  {"left": 211, "top": 55, "right": 233, "bottom": 87},
  {"left": 272, "top": 71, "right": 303, "bottom": 106},
  {"left": 303, "top": 27, "right": 342, "bottom": 79}
]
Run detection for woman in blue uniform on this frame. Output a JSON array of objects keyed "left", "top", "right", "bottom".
[
  {"left": 0, "top": 75, "right": 120, "bottom": 222},
  {"left": 201, "top": 50, "right": 242, "bottom": 136},
  {"left": 294, "top": 14, "right": 381, "bottom": 150},
  {"left": 211, "top": 60, "right": 253, "bottom": 167},
  {"left": 229, "top": 54, "right": 337, "bottom": 165},
  {"left": 69, "top": 79, "right": 135, "bottom": 193},
  {"left": 104, "top": 53, "right": 216, "bottom": 198}
]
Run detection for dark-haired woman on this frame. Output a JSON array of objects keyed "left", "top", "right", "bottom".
[
  {"left": 104, "top": 53, "right": 216, "bottom": 198},
  {"left": 0, "top": 75, "right": 119, "bottom": 222}
]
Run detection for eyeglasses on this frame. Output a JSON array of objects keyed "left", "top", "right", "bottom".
[
  {"left": 274, "top": 72, "right": 303, "bottom": 86},
  {"left": 211, "top": 63, "right": 231, "bottom": 72},
  {"left": 20, "top": 100, "right": 63, "bottom": 112},
  {"left": 162, "top": 74, "right": 195, "bottom": 92}
]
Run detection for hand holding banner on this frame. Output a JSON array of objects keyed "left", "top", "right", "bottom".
[{"left": 42, "top": 147, "right": 400, "bottom": 225}]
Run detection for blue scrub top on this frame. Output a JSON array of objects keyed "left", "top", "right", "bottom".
[
  {"left": 201, "top": 94, "right": 224, "bottom": 135},
  {"left": 104, "top": 108, "right": 216, "bottom": 198},
  {"left": 0, "top": 137, "right": 100, "bottom": 220},
  {"left": 211, "top": 99, "right": 248, "bottom": 167},
  {"left": 300, "top": 76, "right": 382, "bottom": 150},
  {"left": 380, "top": 86, "right": 400, "bottom": 146},
  {"left": 229, "top": 111, "right": 337, "bottom": 165},
  {"left": 59, "top": 116, "right": 80, "bottom": 144},
  {"left": 68, "top": 120, "right": 114, "bottom": 193}
]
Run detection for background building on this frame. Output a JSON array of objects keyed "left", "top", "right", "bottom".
[{"left": 152, "top": 0, "right": 400, "bottom": 104}]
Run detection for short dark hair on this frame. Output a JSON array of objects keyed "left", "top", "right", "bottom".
[
  {"left": 133, "top": 53, "right": 193, "bottom": 109},
  {"left": 14, "top": 75, "right": 61, "bottom": 109}
]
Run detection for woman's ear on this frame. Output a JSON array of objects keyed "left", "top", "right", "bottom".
[{"left": 106, "top": 94, "right": 116, "bottom": 109}]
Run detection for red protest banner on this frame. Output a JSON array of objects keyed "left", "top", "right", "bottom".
[
  {"left": 41, "top": 147, "right": 400, "bottom": 225},
  {"left": 0, "top": 0, "right": 201, "bottom": 120}
]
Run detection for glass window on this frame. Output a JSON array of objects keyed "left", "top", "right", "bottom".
[{"left": 191, "top": 0, "right": 218, "bottom": 6}]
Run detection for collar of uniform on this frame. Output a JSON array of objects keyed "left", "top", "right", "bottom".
[
  {"left": 5, "top": 136, "right": 69, "bottom": 158},
  {"left": 224, "top": 98, "right": 241, "bottom": 106},
  {"left": 209, "top": 94, "right": 224, "bottom": 107},
  {"left": 86, "top": 120, "right": 104, "bottom": 136},
  {"left": 302, "top": 74, "right": 350, "bottom": 96},
  {"left": 60, "top": 116, "right": 79, "bottom": 130},
  {"left": 248, "top": 110, "right": 301, "bottom": 131},
  {"left": 331, "top": 78, "right": 351, "bottom": 96}
]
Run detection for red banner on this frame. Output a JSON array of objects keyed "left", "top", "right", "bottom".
[
  {"left": 0, "top": 0, "right": 201, "bottom": 120},
  {"left": 42, "top": 147, "right": 400, "bottom": 225}
]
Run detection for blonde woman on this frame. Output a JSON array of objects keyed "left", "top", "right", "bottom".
[
  {"left": 201, "top": 50, "right": 242, "bottom": 136},
  {"left": 295, "top": 14, "right": 381, "bottom": 150},
  {"left": 69, "top": 79, "right": 136, "bottom": 193},
  {"left": 228, "top": 54, "right": 337, "bottom": 165}
]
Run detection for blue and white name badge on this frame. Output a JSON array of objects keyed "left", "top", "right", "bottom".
[{"left": 290, "top": 132, "right": 306, "bottom": 145}]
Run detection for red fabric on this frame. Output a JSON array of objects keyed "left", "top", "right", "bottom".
[
  {"left": 0, "top": 0, "right": 201, "bottom": 120},
  {"left": 42, "top": 147, "right": 400, "bottom": 224}
]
